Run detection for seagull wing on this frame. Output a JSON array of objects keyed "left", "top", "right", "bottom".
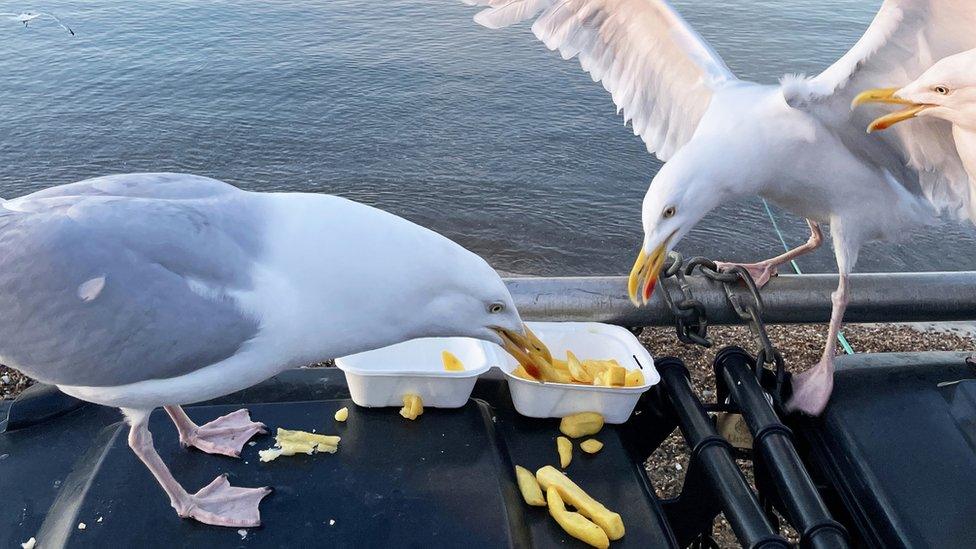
[
  {"left": 462, "top": 0, "right": 736, "bottom": 161},
  {"left": 785, "top": 0, "right": 976, "bottom": 220},
  {"left": 37, "top": 12, "right": 74, "bottom": 35}
]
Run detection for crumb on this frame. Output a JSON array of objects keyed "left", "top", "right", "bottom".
[
  {"left": 329, "top": 519, "right": 336, "bottom": 526},
  {"left": 21, "top": 537, "right": 36, "bottom": 549},
  {"left": 238, "top": 529, "right": 247, "bottom": 539},
  {"left": 96, "top": 516, "right": 103, "bottom": 523},
  {"left": 78, "top": 522, "right": 86, "bottom": 530}
]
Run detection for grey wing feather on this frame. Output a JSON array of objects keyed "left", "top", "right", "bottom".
[{"left": 0, "top": 174, "right": 264, "bottom": 387}]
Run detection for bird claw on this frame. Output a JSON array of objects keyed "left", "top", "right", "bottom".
[
  {"left": 179, "top": 409, "right": 267, "bottom": 458},
  {"left": 176, "top": 474, "right": 271, "bottom": 528},
  {"left": 714, "top": 261, "right": 777, "bottom": 288},
  {"left": 785, "top": 357, "right": 835, "bottom": 416}
]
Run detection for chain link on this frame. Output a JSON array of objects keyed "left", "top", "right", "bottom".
[
  {"left": 658, "top": 252, "right": 711, "bottom": 347},
  {"left": 658, "top": 253, "right": 787, "bottom": 400}
]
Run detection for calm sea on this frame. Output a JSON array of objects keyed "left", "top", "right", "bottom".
[{"left": 2, "top": 0, "right": 974, "bottom": 275}]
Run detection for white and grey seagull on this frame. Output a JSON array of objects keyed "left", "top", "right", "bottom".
[
  {"left": 854, "top": 47, "right": 976, "bottom": 199},
  {"left": 454, "top": 0, "right": 976, "bottom": 415},
  {"left": 1, "top": 11, "right": 74, "bottom": 35},
  {"left": 0, "top": 173, "right": 529, "bottom": 527}
]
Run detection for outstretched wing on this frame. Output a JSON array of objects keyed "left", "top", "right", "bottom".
[
  {"left": 37, "top": 12, "right": 74, "bottom": 35},
  {"left": 784, "top": 0, "right": 976, "bottom": 220},
  {"left": 0, "top": 11, "right": 74, "bottom": 34},
  {"left": 461, "top": 0, "right": 737, "bottom": 161}
]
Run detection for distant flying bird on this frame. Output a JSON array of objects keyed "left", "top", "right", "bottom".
[
  {"left": 1, "top": 11, "right": 74, "bottom": 35},
  {"left": 0, "top": 173, "right": 528, "bottom": 527},
  {"left": 854, "top": 47, "right": 976, "bottom": 203},
  {"left": 455, "top": 0, "right": 976, "bottom": 415}
]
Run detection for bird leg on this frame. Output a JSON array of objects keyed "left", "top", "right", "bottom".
[
  {"left": 715, "top": 219, "right": 823, "bottom": 287},
  {"left": 125, "top": 409, "right": 271, "bottom": 527},
  {"left": 786, "top": 273, "right": 849, "bottom": 416},
  {"left": 165, "top": 406, "right": 266, "bottom": 458}
]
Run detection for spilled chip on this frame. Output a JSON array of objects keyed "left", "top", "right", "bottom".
[{"left": 259, "top": 428, "right": 340, "bottom": 462}]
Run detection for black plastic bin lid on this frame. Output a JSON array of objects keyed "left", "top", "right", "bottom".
[
  {"left": 0, "top": 369, "right": 677, "bottom": 548},
  {"left": 792, "top": 352, "right": 976, "bottom": 548}
]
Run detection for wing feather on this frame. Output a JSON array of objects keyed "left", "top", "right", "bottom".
[
  {"left": 462, "top": 0, "right": 736, "bottom": 161},
  {"left": 786, "top": 0, "right": 976, "bottom": 220}
]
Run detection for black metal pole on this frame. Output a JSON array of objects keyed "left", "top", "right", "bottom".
[
  {"left": 715, "top": 347, "right": 849, "bottom": 549},
  {"left": 505, "top": 272, "right": 976, "bottom": 326},
  {"left": 657, "top": 358, "right": 790, "bottom": 548}
]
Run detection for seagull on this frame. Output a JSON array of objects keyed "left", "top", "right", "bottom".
[
  {"left": 0, "top": 11, "right": 74, "bottom": 35},
  {"left": 455, "top": 0, "right": 976, "bottom": 415},
  {"left": 853, "top": 47, "right": 976, "bottom": 208},
  {"left": 0, "top": 173, "right": 528, "bottom": 527}
]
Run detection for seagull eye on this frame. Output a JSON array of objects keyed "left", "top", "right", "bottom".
[
  {"left": 662, "top": 206, "right": 677, "bottom": 219},
  {"left": 934, "top": 86, "right": 950, "bottom": 95},
  {"left": 488, "top": 302, "right": 505, "bottom": 314}
]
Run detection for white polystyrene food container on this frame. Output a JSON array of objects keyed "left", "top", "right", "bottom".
[
  {"left": 335, "top": 337, "right": 492, "bottom": 408},
  {"left": 334, "top": 321, "right": 659, "bottom": 423},
  {"left": 497, "top": 321, "right": 659, "bottom": 424}
]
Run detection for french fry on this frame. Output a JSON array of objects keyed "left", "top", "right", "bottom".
[
  {"left": 591, "top": 372, "right": 610, "bottom": 387},
  {"left": 515, "top": 465, "right": 546, "bottom": 506},
  {"left": 557, "top": 436, "right": 573, "bottom": 468},
  {"left": 277, "top": 428, "right": 340, "bottom": 447},
  {"left": 580, "top": 439, "right": 604, "bottom": 454},
  {"left": 442, "top": 350, "right": 465, "bottom": 372},
  {"left": 560, "top": 412, "right": 605, "bottom": 438},
  {"left": 536, "top": 466, "right": 625, "bottom": 540},
  {"left": 548, "top": 367, "right": 575, "bottom": 385},
  {"left": 546, "top": 487, "right": 610, "bottom": 549},
  {"left": 552, "top": 358, "right": 569, "bottom": 372},
  {"left": 512, "top": 365, "right": 537, "bottom": 381},
  {"left": 607, "top": 363, "right": 627, "bottom": 386},
  {"left": 334, "top": 407, "right": 349, "bottom": 422},
  {"left": 566, "top": 351, "right": 593, "bottom": 383},
  {"left": 581, "top": 359, "right": 609, "bottom": 379},
  {"left": 259, "top": 428, "right": 340, "bottom": 462},
  {"left": 400, "top": 393, "right": 424, "bottom": 420},
  {"left": 624, "top": 369, "right": 645, "bottom": 387}
]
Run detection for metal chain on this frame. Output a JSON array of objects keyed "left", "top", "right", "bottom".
[
  {"left": 658, "top": 253, "right": 787, "bottom": 400},
  {"left": 657, "top": 252, "right": 711, "bottom": 347}
]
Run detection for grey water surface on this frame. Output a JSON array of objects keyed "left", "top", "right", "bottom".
[{"left": 2, "top": 0, "right": 973, "bottom": 275}]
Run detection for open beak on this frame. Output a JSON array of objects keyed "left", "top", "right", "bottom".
[
  {"left": 852, "top": 88, "right": 933, "bottom": 133},
  {"left": 627, "top": 235, "right": 671, "bottom": 307},
  {"left": 494, "top": 324, "right": 553, "bottom": 380}
]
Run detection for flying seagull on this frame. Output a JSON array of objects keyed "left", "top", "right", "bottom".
[
  {"left": 0, "top": 173, "right": 529, "bottom": 527},
  {"left": 0, "top": 11, "right": 74, "bottom": 35},
  {"left": 455, "top": 0, "right": 976, "bottom": 415},
  {"left": 853, "top": 47, "right": 976, "bottom": 204}
]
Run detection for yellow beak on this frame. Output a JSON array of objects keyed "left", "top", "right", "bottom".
[
  {"left": 627, "top": 239, "right": 669, "bottom": 307},
  {"left": 494, "top": 324, "right": 553, "bottom": 380},
  {"left": 852, "top": 87, "right": 932, "bottom": 133}
]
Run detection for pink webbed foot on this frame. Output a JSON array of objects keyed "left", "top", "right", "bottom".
[
  {"left": 786, "top": 358, "right": 835, "bottom": 416},
  {"left": 714, "top": 261, "right": 777, "bottom": 288},
  {"left": 175, "top": 474, "right": 271, "bottom": 528},
  {"left": 179, "top": 409, "right": 266, "bottom": 458}
]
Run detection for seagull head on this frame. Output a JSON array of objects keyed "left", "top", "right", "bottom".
[
  {"left": 628, "top": 152, "right": 722, "bottom": 306},
  {"left": 390, "top": 231, "right": 529, "bottom": 353},
  {"left": 853, "top": 49, "right": 976, "bottom": 132}
]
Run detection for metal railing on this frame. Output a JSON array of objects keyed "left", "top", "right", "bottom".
[{"left": 504, "top": 270, "right": 976, "bottom": 326}]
